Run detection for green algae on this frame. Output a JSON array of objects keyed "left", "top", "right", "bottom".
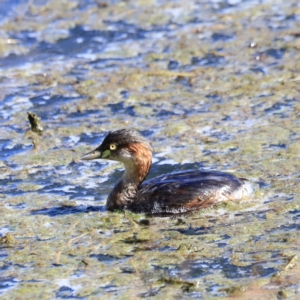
[
  {"left": 17, "top": 183, "right": 44, "bottom": 192},
  {"left": 0, "top": 0, "right": 300, "bottom": 299}
]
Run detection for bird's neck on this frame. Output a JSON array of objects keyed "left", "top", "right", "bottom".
[{"left": 106, "top": 143, "right": 152, "bottom": 210}]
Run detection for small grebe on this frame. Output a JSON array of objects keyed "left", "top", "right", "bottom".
[{"left": 81, "top": 129, "right": 255, "bottom": 215}]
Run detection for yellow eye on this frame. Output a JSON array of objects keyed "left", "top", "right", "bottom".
[{"left": 109, "top": 143, "right": 117, "bottom": 150}]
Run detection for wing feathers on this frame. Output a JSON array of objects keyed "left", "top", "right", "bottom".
[{"left": 128, "top": 170, "right": 250, "bottom": 214}]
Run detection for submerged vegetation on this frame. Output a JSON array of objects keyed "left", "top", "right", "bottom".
[{"left": 0, "top": 0, "right": 300, "bottom": 298}]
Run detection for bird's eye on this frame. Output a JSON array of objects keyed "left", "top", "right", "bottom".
[{"left": 109, "top": 143, "right": 117, "bottom": 150}]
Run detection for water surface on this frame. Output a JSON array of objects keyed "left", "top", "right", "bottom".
[{"left": 1, "top": 0, "right": 300, "bottom": 298}]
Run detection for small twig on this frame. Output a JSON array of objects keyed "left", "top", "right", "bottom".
[
  {"left": 124, "top": 210, "right": 139, "bottom": 228},
  {"left": 55, "top": 251, "right": 62, "bottom": 265},
  {"left": 284, "top": 255, "right": 297, "bottom": 271},
  {"left": 67, "top": 233, "right": 88, "bottom": 248},
  {"left": 130, "top": 258, "right": 140, "bottom": 276}
]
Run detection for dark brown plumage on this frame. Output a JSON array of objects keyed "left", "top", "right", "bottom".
[{"left": 81, "top": 129, "right": 255, "bottom": 215}]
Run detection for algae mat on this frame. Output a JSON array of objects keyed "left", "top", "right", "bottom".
[{"left": 0, "top": 0, "right": 300, "bottom": 298}]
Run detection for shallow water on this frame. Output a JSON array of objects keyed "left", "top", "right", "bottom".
[{"left": 1, "top": 0, "right": 300, "bottom": 298}]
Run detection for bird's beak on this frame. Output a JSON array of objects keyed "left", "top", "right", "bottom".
[{"left": 80, "top": 149, "right": 102, "bottom": 161}]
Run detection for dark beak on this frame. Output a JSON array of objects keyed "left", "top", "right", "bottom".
[{"left": 80, "top": 149, "right": 102, "bottom": 161}]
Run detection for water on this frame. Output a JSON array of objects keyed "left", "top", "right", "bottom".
[{"left": 1, "top": 0, "right": 300, "bottom": 298}]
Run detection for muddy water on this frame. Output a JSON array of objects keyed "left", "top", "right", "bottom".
[{"left": 1, "top": 0, "right": 300, "bottom": 298}]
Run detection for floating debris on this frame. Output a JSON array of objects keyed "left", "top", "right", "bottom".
[
  {"left": 0, "top": 233, "right": 15, "bottom": 245},
  {"left": 27, "top": 112, "right": 43, "bottom": 134},
  {"left": 1, "top": 0, "right": 300, "bottom": 298}
]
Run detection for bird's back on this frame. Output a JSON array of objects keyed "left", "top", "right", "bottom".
[{"left": 128, "top": 170, "right": 255, "bottom": 215}]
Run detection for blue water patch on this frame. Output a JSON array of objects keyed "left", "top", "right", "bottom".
[
  {"left": 0, "top": 276, "right": 18, "bottom": 296},
  {"left": 255, "top": 48, "right": 286, "bottom": 60},
  {"left": 89, "top": 253, "right": 132, "bottom": 266},
  {"left": 170, "top": 257, "right": 277, "bottom": 280},
  {"left": 120, "top": 90, "right": 130, "bottom": 100},
  {"left": 108, "top": 102, "right": 135, "bottom": 116},
  {"left": 31, "top": 204, "right": 105, "bottom": 217},
  {"left": 0, "top": 22, "right": 148, "bottom": 68},
  {"left": 30, "top": 94, "right": 81, "bottom": 108},
  {"left": 156, "top": 109, "right": 178, "bottom": 117},
  {"left": 264, "top": 101, "right": 292, "bottom": 114},
  {"left": 268, "top": 143, "right": 287, "bottom": 150},
  {"left": 0, "top": 251, "right": 8, "bottom": 261},
  {"left": 168, "top": 60, "right": 179, "bottom": 70},
  {"left": 7, "top": 202, "right": 26, "bottom": 210},
  {"left": 78, "top": 132, "right": 107, "bottom": 145},
  {"left": 0, "top": 0, "right": 26, "bottom": 18},
  {"left": 211, "top": 33, "right": 234, "bottom": 42},
  {"left": 0, "top": 178, "right": 25, "bottom": 196},
  {"left": 55, "top": 286, "right": 76, "bottom": 299},
  {"left": 0, "top": 141, "right": 32, "bottom": 161},
  {"left": 250, "top": 67, "right": 265, "bottom": 74},
  {"left": 103, "top": 20, "right": 148, "bottom": 36},
  {"left": 289, "top": 210, "right": 300, "bottom": 220},
  {"left": 90, "top": 253, "right": 120, "bottom": 263},
  {"left": 191, "top": 53, "right": 225, "bottom": 67},
  {"left": 32, "top": 180, "right": 98, "bottom": 200},
  {"left": 206, "top": 94, "right": 223, "bottom": 103}
]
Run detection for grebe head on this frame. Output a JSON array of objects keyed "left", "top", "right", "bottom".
[
  {"left": 81, "top": 129, "right": 152, "bottom": 162},
  {"left": 81, "top": 129, "right": 153, "bottom": 184}
]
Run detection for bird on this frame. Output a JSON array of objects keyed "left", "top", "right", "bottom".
[{"left": 80, "top": 129, "right": 256, "bottom": 215}]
